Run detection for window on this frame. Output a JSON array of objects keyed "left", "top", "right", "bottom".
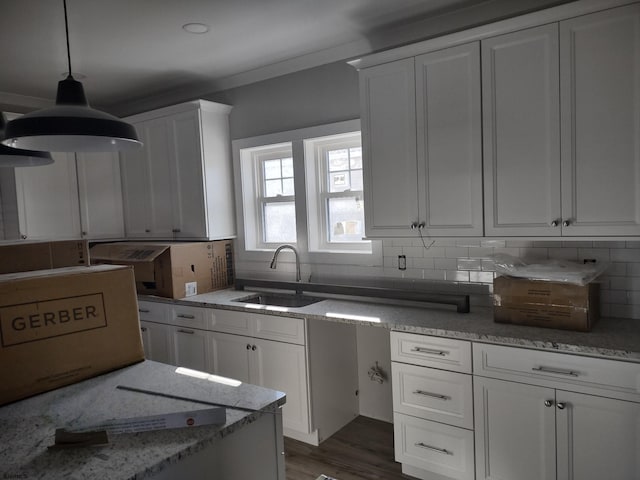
[
  {"left": 233, "top": 120, "right": 381, "bottom": 266},
  {"left": 305, "top": 132, "right": 370, "bottom": 253}
]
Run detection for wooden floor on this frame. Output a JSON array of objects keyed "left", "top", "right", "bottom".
[{"left": 284, "top": 416, "right": 414, "bottom": 480}]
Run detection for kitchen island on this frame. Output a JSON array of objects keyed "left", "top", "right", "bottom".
[{"left": 0, "top": 360, "right": 286, "bottom": 480}]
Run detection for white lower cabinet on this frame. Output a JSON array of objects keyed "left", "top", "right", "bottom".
[
  {"left": 473, "top": 343, "right": 640, "bottom": 480},
  {"left": 137, "top": 300, "right": 358, "bottom": 446},
  {"left": 391, "top": 332, "right": 474, "bottom": 480}
]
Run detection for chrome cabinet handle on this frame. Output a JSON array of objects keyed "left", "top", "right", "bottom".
[
  {"left": 172, "top": 228, "right": 181, "bottom": 233},
  {"left": 544, "top": 400, "right": 554, "bottom": 407},
  {"left": 415, "top": 442, "right": 453, "bottom": 455},
  {"left": 246, "top": 344, "right": 251, "bottom": 350},
  {"left": 140, "top": 327, "right": 147, "bottom": 332},
  {"left": 177, "top": 314, "right": 196, "bottom": 319},
  {"left": 411, "top": 347, "right": 449, "bottom": 356},
  {"left": 177, "top": 329, "right": 194, "bottom": 334},
  {"left": 557, "top": 402, "right": 566, "bottom": 410},
  {"left": 563, "top": 220, "right": 570, "bottom": 227},
  {"left": 138, "top": 308, "right": 150, "bottom": 313},
  {"left": 550, "top": 220, "right": 558, "bottom": 227},
  {"left": 252, "top": 345, "right": 257, "bottom": 351},
  {"left": 413, "top": 390, "right": 450, "bottom": 401},
  {"left": 532, "top": 366, "right": 579, "bottom": 377}
]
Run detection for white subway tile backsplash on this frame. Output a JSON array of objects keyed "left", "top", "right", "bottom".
[
  {"left": 434, "top": 258, "right": 457, "bottom": 270},
  {"left": 610, "top": 248, "right": 640, "bottom": 262},
  {"left": 457, "top": 258, "right": 482, "bottom": 271},
  {"left": 237, "top": 238, "right": 640, "bottom": 320},
  {"left": 445, "top": 247, "right": 469, "bottom": 258},
  {"left": 469, "top": 271, "right": 495, "bottom": 283}
]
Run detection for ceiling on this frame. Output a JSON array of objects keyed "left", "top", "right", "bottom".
[{"left": 0, "top": 0, "right": 571, "bottom": 115}]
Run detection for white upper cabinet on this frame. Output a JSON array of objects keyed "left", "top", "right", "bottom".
[
  {"left": 416, "top": 42, "right": 483, "bottom": 236},
  {"left": 360, "top": 43, "right": 482, "bottom": 238},
  {"left": 360, "top": 58, "right": 418, "bottom": 237},
  {"left": 559, "top": 4, "right": 640, "bottom": 236},
  {"left": 76, "top": 151, "right": 124, "bottom": 239},
  {"left": 482, "top": 24, "right": 561, "bottom": 236},
  {"left": 5, "top": 152, "right": 82, "bottom": 240},
  {"left": 120, "top": 100, "right": 236, "bottom": 241}
]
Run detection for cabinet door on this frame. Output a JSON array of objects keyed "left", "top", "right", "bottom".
[
  {"left": 415, "top": 42, "right": 483, "bottom": 236},
  {"left": 482, "top": 24, "right": 561, "bottom": 236},
  {"left": 360, "top": 58, "right": 418, "bottom": 237},
  {"left": 252, "top": 338, "right": 310, "bottom": 435},
  {"left": 171, "top": 326, "right": 211, "bottom": 373},
  {"left": 120, "top": 122, "right": 152, "bottom": 238},
  {"left": 76, "top": 152, "right": 124, "bottom": 239},
  {"left": 560, "top": 5, "right": 640, "bottom": 236},
  {"left": 556, "top": 390, "right": 640, "bottom": 480},
  {"left": 474, "top": 376, "right": 556, "bottom": 480},
  {"left": 169, "top": 110, "right": 207, "bottom": 239},
  {"left": 139, "top": 320, "right": 173, "bottom": 364},
  {"left": 14, "top": 152, "right": 82, "bottom": 240},
  {"left": 209, "top": 332, "right": 251, "bottom": 383},
  {"left": 145, "top": 118, "right": 175, "bottom": 238}
]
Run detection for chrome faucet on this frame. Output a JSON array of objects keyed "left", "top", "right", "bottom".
[{"left": 270, "top": 244, "right": 302, "bottom": 283}]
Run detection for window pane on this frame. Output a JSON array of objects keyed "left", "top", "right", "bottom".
[
  {"left": 281, "top": 158, "right": 294, "bottom": 177},
  {"left": 328, "top": 149, "right": 349, "bottom": 171},
  {"left": 264, "top": 202, "right": 297, "bottom": 243},
  {"left": 350, "top": 169, "right": 363, "bottom": 191},
  {"left": 263, "top": 159, "right": 281, "bottom": 180},
  {"left": 265, "top": 179, "right": 282, "bottom": 197},
  {"left": 327, "top": 196, "right": 366, "bottom": 243},
  {"left": 349, "top": 147, "right": 362, "bottom": 169},
  {"left": 282, "top": 178, "right": 295, "bottom": 195},
  {"left": 329, "top": 171, "right": 350, "bottom": 192}
]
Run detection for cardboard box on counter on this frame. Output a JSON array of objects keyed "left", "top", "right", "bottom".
[
  {"left": 89, "top": 241, "right": 234, "bottom": 299},
  {"left": 0, "top": 265, "right": 144, "bottom": 406},
  {"left": 493, "top": 276, "right": 599, "bottom": 332},
  {"left": 0, "top": 239, "right": 89, "bottom": 274}
]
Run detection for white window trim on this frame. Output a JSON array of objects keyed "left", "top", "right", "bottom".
[{"left": 232, "top": 119, "right": 382, "bottom": 269}]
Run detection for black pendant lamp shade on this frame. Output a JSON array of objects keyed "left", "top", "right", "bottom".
[
  {"left": 0, "top": 113, "right": 53, "bottom": 167},
  {"left": 0, "top": 0, "right": 142, "bottom": 153}
]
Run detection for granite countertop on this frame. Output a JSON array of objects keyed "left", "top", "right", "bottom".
[
  {"left": 141, "top": 287, "right": 640, "bottom": 362},
  {"left": 0, "top": 360, "right": 285, "bottom": 480}
]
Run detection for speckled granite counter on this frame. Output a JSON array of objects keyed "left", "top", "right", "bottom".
[
  {"left": 141, "top": 288, "right": 640, "bottom": 362},
  {"left": 0, "top": 360, "right": 285, "bottom": 480}
]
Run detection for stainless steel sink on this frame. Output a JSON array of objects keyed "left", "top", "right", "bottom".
[{"left": 232, "top": 292, "right": 323, "bottom": 308}]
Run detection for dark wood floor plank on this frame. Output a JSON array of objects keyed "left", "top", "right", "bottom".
[{"left": 284, "top": 416, "right": 414, "bottom": 480}]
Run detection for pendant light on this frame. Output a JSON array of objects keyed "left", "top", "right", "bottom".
[
  {"left": 0, "top": 113, "right": 53, "bottom": 167},
  {"left": 1, "top": 0, "right": 142, "bottom": 152}
]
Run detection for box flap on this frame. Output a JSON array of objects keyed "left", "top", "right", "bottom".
[{"left": 90, "top": 244, "right": 170, "bottom": 263}]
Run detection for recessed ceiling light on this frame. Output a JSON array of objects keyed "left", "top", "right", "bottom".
[{"left": 182, "top": 23, "right": 210, "bottom": 34}]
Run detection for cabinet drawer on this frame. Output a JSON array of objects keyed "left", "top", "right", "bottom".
[
  {"left": 391, "top": 332, "right": 472, "bottom": 373},
  {"left": 392, "top": 362, "right": 473, "bottom": 429},
  {"left": 474, "top": 343, "right": 640, "bottom": 401},
  {"left": 211, "top": 309, "right": 252, "bottom": 336},
  {"left": 253, "top": 313, "right": 305, "bottom": 345},
  {"left": 137, "top": 300, "right": 168, "bottom": 322},
  {"left": 394, "top": 412, "right": 474, "bottom": 480},
  {"left": 169, "top": 304, "right": 214, "bottom": 330}
]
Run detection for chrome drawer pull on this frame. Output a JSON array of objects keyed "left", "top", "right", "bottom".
[
  {"left": 411, "top": 347, "right": 449, "bottom": 356},
  {"left": 415, "top": 442, "right": 453, "bottom": 455},
  {"left": 532, "top": 366, "right": 579, "bottom": 377},
  {"left": 177, "top": 329, "right": 194, "bottom": 334},
  {"left": 138, "top": 308, "right": 150, "bottom": 313},
  {"left": 177, "top": 314, "right": 196, "bottom": 319},
  {"left": 413, "top": 390, "right": 450, "bottom": 400}
]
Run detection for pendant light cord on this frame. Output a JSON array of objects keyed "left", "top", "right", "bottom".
[{"left": 63, "top": 0, "right": 72, "bottom": 77}]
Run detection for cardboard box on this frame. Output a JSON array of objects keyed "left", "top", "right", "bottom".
[
  {"left": 0, "top": 239, "right": 89, "bottom": 274},
  {"left": 89, "top": 241, "right": 234, "bottom": 299},
  {"left": 493, "top": 276, "right": 599, "bottom": 332},
  {"left": 0, "top": 265, "right": 144, "bottom": 406}
]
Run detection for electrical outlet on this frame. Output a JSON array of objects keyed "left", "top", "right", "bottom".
[{"left": 398, "top": 255, "right": 406, "bottom": 270}]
